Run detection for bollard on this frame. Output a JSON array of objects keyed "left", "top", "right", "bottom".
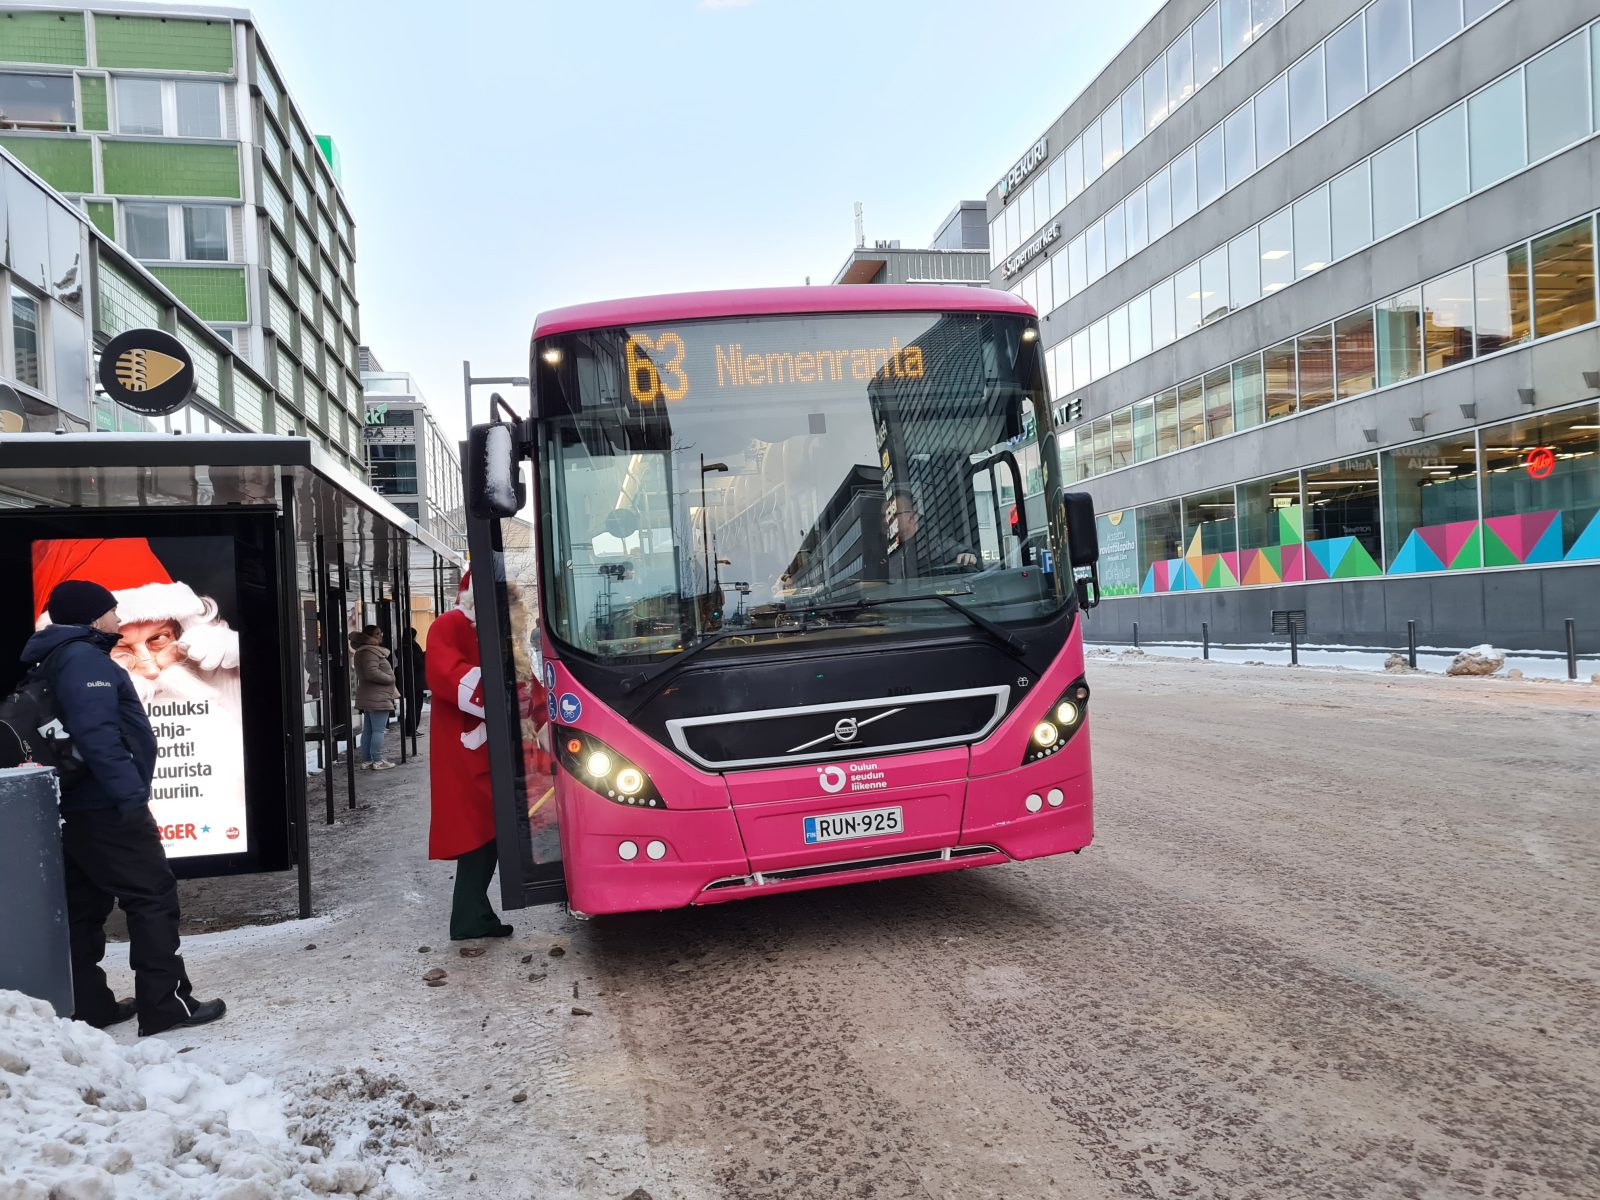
[
  {"left": 1407, "top": 620, "right": 1417, "bottom": 670},
  {"left": 1202, "top": 621, "right": 1210, "bottom": 660},
  {"left": 1289, "top": 624, "right": 1300, "bottom": 666},
  {"left": 1132, "top": 620, "right": 1139, "bottom": 650},
  {"left": 0, "top": 767, "right": 73, "bottom": 1017},
  {"left": 1568, "top": 618, "right": 1579, "bottom": 681}
]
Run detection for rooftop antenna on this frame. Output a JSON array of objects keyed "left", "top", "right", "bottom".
[{"left": 854, "top": 201, "right": 864, "bottom": 249}]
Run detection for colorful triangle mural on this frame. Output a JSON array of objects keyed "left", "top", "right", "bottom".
[
  {"left": 1565, "top": 511, "right": 1600, "bottom": 561},
  {"left": 1484, "top": 511, "right": 1563, "bottom": 565},
  {"left": 1278, "top": 544, "right": 1303, "bottom": 582},
  {"left": 1307, "top": 537, "right": 1344, "bottom": 579},
  {"left": 1525, "top": 515, "right": 1565, "bottom": 564},
  {"left": 1388, "top": 529, "right": 1446, "bottom": 575},
  {"left": 1447, "top": 524, "right": 1481, "bottom": 570},
  {"left": 1332, "top": 537, "right": 1382, "bottom": 579},
  {"left": 1141, "top": 565, "right": 1158, "bottom": 594},
  {"left": 1278, "top": 505, "right": 1303, "bottom": 545}
]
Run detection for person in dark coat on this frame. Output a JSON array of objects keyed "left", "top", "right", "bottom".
[
  {"left": 22, "top": 580, "right": 225, "bottom": 1036},
  {"left": 401, "top": 627, "right": 426, "bottom": 738}
]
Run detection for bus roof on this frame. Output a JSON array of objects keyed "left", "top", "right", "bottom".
[{"left": 531, "top": 285, "right": 1033, "bottom": 340}]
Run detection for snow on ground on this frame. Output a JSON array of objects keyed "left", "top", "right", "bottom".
[
  {"left": 0, "top": 989, "right": 437, "bottom": 1199},
  {"left": 1087, "top": 640, "right": 1600, "bottom": 681}
]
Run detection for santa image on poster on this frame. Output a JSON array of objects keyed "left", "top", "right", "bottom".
[{"left": 32, "top": 537, "right": 247, "bottom": 858}]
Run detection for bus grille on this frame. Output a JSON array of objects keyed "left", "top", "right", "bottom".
[{"left": 700, "top": 844, "right": 1003, "bottom": 892}]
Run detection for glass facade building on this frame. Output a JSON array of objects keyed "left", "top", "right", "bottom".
[
  {"left": 0, "top": 0, "right": 364, "bottom": 475},
  {"left": 991, "top": 0, "right": 1600, "bottom": 651}
]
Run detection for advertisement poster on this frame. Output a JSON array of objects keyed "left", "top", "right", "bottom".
[
  {"left": 30, "top": 537, "right": 247, "bottom": 859},
  {"left": 1096, "top": 510, "right": 1140, "bottom": 597}
]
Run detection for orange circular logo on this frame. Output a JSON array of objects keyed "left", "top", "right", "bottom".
[{"left": 1525, "top": 447, "right": 1555, "bottom": 479}]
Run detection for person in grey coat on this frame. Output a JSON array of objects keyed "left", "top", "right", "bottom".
[{"left": 351, "top": 625, "right": 399, "bottom": 771}]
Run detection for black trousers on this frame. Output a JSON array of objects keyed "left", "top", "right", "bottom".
[
  {"left": 450, "top": 837, "right": 503, "bottom": 940},
  {"left": 61, "top": 805, "right": 197, "bottom": 1033}
]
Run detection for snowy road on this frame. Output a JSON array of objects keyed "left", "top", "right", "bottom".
[{"left": 107, "top": 659, "right": 1600, "bottom": 1199}]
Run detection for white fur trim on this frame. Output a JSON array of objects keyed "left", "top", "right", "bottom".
[
  {"left": 113, "top": 581, "right": 207, "bottom": 626},
  {"left": 461, "top": 722, "right": 488, "bottom": 750},
  {"left": 457, "top": 667, "right": 485, "bottom": 718}
]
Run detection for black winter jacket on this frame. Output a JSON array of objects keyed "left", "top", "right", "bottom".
[{"left": 20, "top": 624, "right": 158, "bottom": 813}]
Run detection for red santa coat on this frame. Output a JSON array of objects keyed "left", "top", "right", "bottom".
[{"left": 426, "top": 607, "right": 495, "bottom": 860}]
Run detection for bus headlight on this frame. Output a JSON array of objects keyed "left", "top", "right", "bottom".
[
  {"left": 1022, "top": 678, "right": 1090, "bottom": 765},
  {"left": 554, "top": 726, "right": 664, "bottom": 808}
]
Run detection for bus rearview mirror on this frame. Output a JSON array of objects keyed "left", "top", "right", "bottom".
[
  {"left": 468, "top": 422, "right": 527, "bottom": 520},
  {"left": 1061, "top": 491, "right": 1099, "bottom": 569}
]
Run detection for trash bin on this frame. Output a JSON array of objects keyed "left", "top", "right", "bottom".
[{"left": 0, "top": 766, "right": 72, "bottom": 1017}]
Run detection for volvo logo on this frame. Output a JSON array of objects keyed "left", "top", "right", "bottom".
[
  {"left": 786, "top": 706, "right": 906, "bottom": 755},
  {"left": 834, "top": 717, "right": 859, "bottom": 743}
]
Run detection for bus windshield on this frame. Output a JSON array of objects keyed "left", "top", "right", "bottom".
[{"left": 536, "top": 309, "right": 1065, "bottom": 663}]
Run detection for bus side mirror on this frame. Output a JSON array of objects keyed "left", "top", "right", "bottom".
[
  {"left": 467, "top": 421, "right": 527, "bottom": 520},
  {"left": 1062, "top": 491, "right": 1099, "bottom": 568}
]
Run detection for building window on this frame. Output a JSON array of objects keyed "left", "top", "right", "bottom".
[
  {"left": 1474, "top": 244, "right": 1531, "bottom": 354},
  {"left": 1132, "top": 398, "right": 1157, "bottom": 462},
  {"left": 1204, "top": 367, "right": 1233, "bottom": 439},
  {"left": 1381, "top": 434, "right": 1481, "bottom": 572},
  {"left": 175, "top": 80, "right": 223, "bottom": 139},
  {"left": 1529, "top": 218, "right": 1596, "bottom": 338},
  {"left": 1288, "top": 46, "right": 1325, "bottom": 145},
  {"left": 0, "top": 72, "right": 76, "bottom": 131},
  {"left": 1335, "top": 309, "right": 1376, "bottom": 399},
  {"left": 1232, "top": 354, "right": 1265, "bottom": 432},
  {"left": 1223, "top": 104, "right": 1254, "bottom": 190},
  {"left": 1412, "top": 0, "right": 1463, "bottom": 58},
  {"left": 1196, "top": 126, "right": 1225, "bottom": 208},
  {"left": 1259, "top": 208, "right": 1294, "bottom": 294},
  {"left": 1143, "top": 58, "right": 1169, "bottom": 133},
  {"left": 1228, "top": 227, "right": 1261, "bottom": 308},
  {"left": 1158, "top": 390, "right": 1184, "bottom": 454},
  {"left": 1137, "top": 498, "right": 1183, "bottom": 591},
  {"left": 1182, "top": 487, "right": 1238, "bottom": 588},
  {"left": 1467, "top": 69, "right": 1526, "bottom": 190},
  {"left": 1376, "top": 289, "right": 1423, "bottom": 386},
  {"left": 1175, "top": 263, "right": 1202, "bottom": 337},
  {"left": 1297, "top": 324, "right": 1335, "bottom": 410},
  {"left": 1422, "top": 266, "right": 1475, "bottom": 370},
  {"left": 123, "top": 203, "right": 170, "bottom": 260},
  {"left": 1220, "top": 0, "right": 1252, "bottom": 65},
  {"left": 1167, "top": 29, "right": 1195, "bottom": 110},
  {"left": 117, "top": 77, "right": 223, "bottom": 139},
  {"left": 1170, "top": 147, "right": 1199, "bottom": 225},
  {"left": 10, "top": 286, "right": 43, "bottom": 389},
  {"left": 1417, "top": 103, "right": 1468, "bottom": 216},
  {"left": 1178, "top": 378, "right": 1205, "bottom": 448},
  {"left": 1370, "top": 133, "right": 1418, "bottom": 239},
  {"left": 1237, "top": 473, "right": 1304, "bottom": 583},
  {"left": 1263, "top": 339, "right": 1298, "bottom": 421},
  {"left": 1146, "top": 168, "right": 1172, "bottom": 240},
  {"left": 1526, "top": 32, "right": 1590, "bottom": 164},
  {"left": 1325, "top": 13, "right": 1367, "bottom": 119},
  {"left": 1255, "top": 73, "right": 1289, "bottom": 166},
  {"left": 1365, "top": 0, "right": 1412, "bottom": 91},
  {"left": 1304, "top": 456, "right": 1382, "bottom": 578},
  {"left": 1200, "top": 247, "right": 1229, "bottom": 325},
  {"left": 1329, "top": 161, "right": 1372, "bottom": 261},
  {"left": 1480, "top": 407, "right": 1600, "bottom": 561},
  {"left": 1292, "top": 186, "right": 1330, "bottom": 278},
  {"left": 183, "top": 205, "right": 228, "bottom": 261},
  {"left": 1193, "top": 3, "right": 1223, "bottom": 87}
]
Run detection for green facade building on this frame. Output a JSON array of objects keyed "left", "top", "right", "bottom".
[{"left": 0, "top": 1, "right": 363, "bottom": 474}]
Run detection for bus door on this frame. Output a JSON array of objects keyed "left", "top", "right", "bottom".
[
  {"left": 966, "top": 452, "right": 1029, "bottom": 569},
  {"left": 464, "top": 504, "right": 566, "bottom": 909}
]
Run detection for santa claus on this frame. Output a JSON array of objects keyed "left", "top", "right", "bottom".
[
  {"left": 32, "top": 539, "right": 245, "bottom": 857},
  {"left": 426, "top": 569, "right": 513, "bottom": 940}
]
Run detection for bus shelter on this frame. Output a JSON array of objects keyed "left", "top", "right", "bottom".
[{"left": 0, "top": 434, "right": 462, "bottom": 917}]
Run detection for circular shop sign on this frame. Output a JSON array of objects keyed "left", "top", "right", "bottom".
[
  {"left": 1525, "top": 446, "right": 1556, "bottom": 480},
  {"left": 97, "top": 328, "right": 195, "bottom": 416}
]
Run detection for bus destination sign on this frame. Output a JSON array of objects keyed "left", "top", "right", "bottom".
[{"left": 625, "top": 330, "right": 926, "bottom": 405}]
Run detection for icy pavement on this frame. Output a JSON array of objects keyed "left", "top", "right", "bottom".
[
  {"left": 0, "top": 990, "right": 433, "bottom": 1198},
  {"left": 1087, "top": 639, "right": 1600, "bottom": 681}
]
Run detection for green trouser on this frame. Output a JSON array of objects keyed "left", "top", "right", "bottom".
[{"left": 449, "top": 838, "right": 505, "bottom": 940}]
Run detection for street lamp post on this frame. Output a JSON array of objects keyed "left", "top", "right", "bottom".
[{"left": 462, "top": 360, "right": 530, "bottom": 434}]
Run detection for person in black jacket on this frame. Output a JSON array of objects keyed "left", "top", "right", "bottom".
[
  {"left": 400, "top": 627, "right": 426, "bottom": 738},
  {"left": 22, "top": 580, "right": 225, "bottom": 1036}
]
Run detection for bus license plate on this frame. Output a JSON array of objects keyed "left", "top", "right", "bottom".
[{"left": 803, "top": 806, "right": 904, "bottom": 845}]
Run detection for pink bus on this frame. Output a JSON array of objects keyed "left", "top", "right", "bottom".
[{"left": 464, "top": 286, "right": 1103, "bottom": 916}]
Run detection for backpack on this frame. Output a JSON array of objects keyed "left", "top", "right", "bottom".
[{"left": 0, "top": 653, "right": 91, "bottom": 789}]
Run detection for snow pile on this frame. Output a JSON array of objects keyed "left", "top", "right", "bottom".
[
  {"left": 1446, "top": 644, "right": 1507, "bottom": 677},
  {"left": 0, "top": 990, "right": 437, "bottom": 1199}
]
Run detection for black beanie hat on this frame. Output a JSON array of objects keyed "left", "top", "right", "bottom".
[{"left": 47, "top": 580, "right": 119, "bottom": 627}]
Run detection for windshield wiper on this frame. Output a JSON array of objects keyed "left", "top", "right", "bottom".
[
  {"left": 618, "top": 619, "right": 845, "bottom": 697},
  {"left": 806, "top": 593, "right": 1029, "bottom": 658}
]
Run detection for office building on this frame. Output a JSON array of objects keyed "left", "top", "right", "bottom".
[
  {"left": 834, "top": 202, "right": 990, "bottom": 286},
  {"left": 361, "top": 350, "right": 466, "bottom": 630},
  {"left": 989, "top": 0, "right": 1600, "bottom": 651},
  {"left": 0, "top": 0, "right": 364, "bottom": 475}
]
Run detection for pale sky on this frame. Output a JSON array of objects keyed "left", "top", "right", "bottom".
[{"left": 244, "top": 0, "right": 1165, "bottom": 443}]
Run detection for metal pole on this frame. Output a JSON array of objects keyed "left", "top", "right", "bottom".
[
  {"left": 462, "top": 359, "right": 474, "bottom": 441},
  {"left": 339, "top": 537, "right": 357, "bottom": 811},
  {"left": 1132, "top": 620, "right": 1139, "bottom": 649},
  {"left": 1289, "top": 624, "right": 1299, "bottom": 667},
  {"left": 1407, "top": 620, "right": 1417, "bottom": 670},
  {"left": 281, "top": 482, "right": 313, "bottom": 919},
  {"left": 1567, "top": 618, "right": 1578, "bottom": 681},
  {"left": 314, "top": 532, "right": 336, "bottom": 827},
  {"left": 394, "top": 536, "right": 407, "bottom": 766},
  {"left": 1201, "top": 621, "right": 1209, "bottom": 660}
]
